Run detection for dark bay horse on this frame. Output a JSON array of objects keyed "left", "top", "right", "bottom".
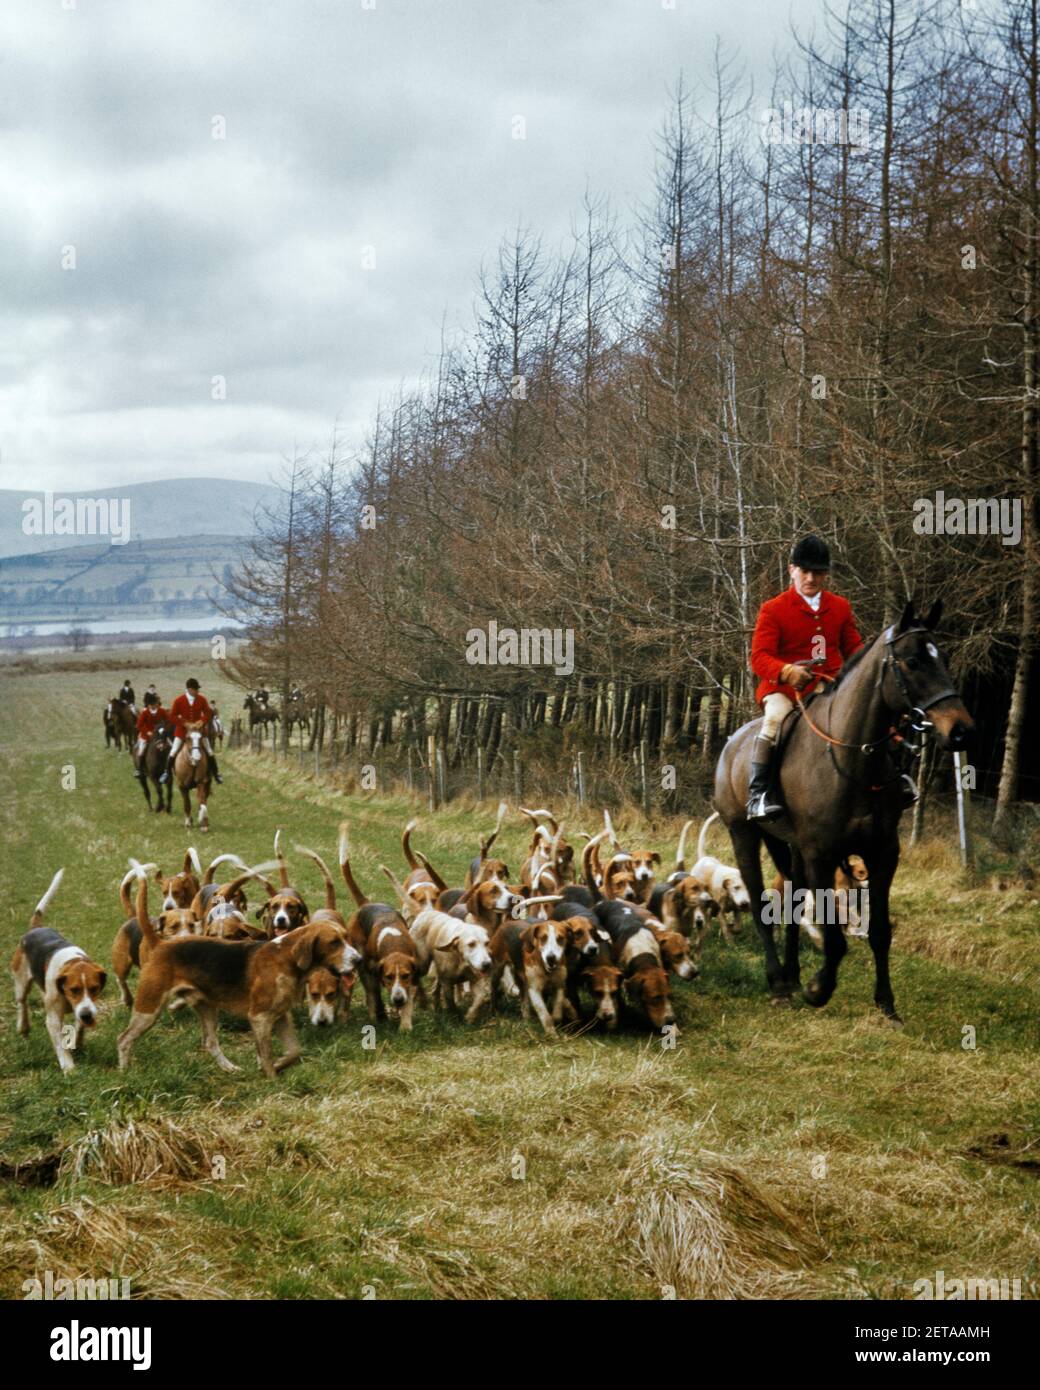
[
  {"left": 713, "top": 601, "right": 974, "bottom": 1022},
  {"left": 244, "top": 694, "right": 279, "bottom": 733},
  {"left": 137, "top": 718, "right": 174, "bottom": 814},
  {"left": 105, "top": 698, "right": 135, "bottom": 750},
  {"left": 175, "top": 720, "right": 212, "bottom": 832}
]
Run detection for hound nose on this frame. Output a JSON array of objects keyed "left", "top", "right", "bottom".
[{"left": 545, "top": 952, "right": 560, "bottom": 969}]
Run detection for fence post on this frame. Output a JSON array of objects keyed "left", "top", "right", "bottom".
[
  {"left": 639, "top": 739, "right": 650, "bottom": 818},
  {"left": 476, "top": 747, "right": 485, "bottom": 802},
  {"left": 953, "top": 750, "right": 973, "bottom": 869},
  {"left": 427, "top": 734, "right": 437, "bottom": 811},
  {"left": 576, "top": 750, "right": 586, "bottom": 805},
  {"left": 437, "top": 744, "right": 447, "bottom": 806},
  {"left": 513, "top": 749, "right": 523, "bottom": 804}
]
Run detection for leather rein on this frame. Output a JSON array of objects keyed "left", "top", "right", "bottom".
[{"left": 793, "top": 626, "right": 959, "bottom": 758}]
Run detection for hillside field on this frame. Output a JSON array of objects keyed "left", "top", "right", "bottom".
[{"left": 0, "top": 647, "right": 1037, "bottom": 1300}]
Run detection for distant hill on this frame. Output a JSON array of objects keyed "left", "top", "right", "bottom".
[
  {"left": 0, "top": 534, "right": 252, "bottom": 628},
  {"left": 0, "top": 479, "right": 279, "bottom": 558}
]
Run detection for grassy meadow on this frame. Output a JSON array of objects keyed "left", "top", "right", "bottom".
[{"left": 1, "top": 646, "right": 1038, "bottom": 1300}]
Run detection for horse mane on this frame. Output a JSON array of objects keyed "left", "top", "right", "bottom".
[{"left": 825, "top": 632, "right": 881, "bottom": 691}]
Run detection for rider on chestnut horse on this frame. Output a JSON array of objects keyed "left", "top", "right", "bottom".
[{"left": 159, "top": 678, "right": 223, "bottom": 784}]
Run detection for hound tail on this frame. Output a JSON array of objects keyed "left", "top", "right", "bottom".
[
  {"left": 204, "top": 852, "right": 247, "bottom": 885},
  {"left": 121, "top": 862, "right": 157, "bottom": 917},
  {"left": 274, "top": 828, "right": 290, "bottom": 887},
  {"left": 129, "top": 860, "right": 158, "bottom": 948},
  {"left": 380, "top": 864, "right": 416, "bottom": 921},
  {"left": 696, "top": 812, "right": 720, "bottom": 863},
  {"left": 402, "top": 819, "right": 420, "bottom": 871},
  {"left": 339, "top": 823, "right": 369, "bottom": 908},
  {"left": 185, "top": 847, "right": 202, "bottom": 878},
  {"left": 31, "top": 869, "right": 65, "bottom": 927},
  {"left": 295, "top": 845, "right": 337, "bottom": 911},
  {"left": 675, "top": 819, "right": 696, "bottom": 869}
]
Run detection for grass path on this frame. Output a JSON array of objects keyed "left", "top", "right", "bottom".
[{"left": 1, "top": 650, "right": 1037, "bottom": 1299}]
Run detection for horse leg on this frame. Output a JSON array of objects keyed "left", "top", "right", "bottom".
[
  {"left": 803, "top": 853, "right": 848, "bottom": 1008},
  {"left": 181, "top": 783, "right": 193, "bottom": 828},
  {"left": 197, "top": 782, "right": 209, "bottom": 834},
  {"left": 865, "top": 839, "right": 900, "bottom": 1023},
  {"left": 729, "top": 822, "right": 788, "bottom": 998},
  {"left": 781, "top": 846, "right": 805, "bottom": 990}
]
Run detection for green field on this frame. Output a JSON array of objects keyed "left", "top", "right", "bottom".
[{"left": 1, "top": 648, "right": 1038, "bottom": 1300}]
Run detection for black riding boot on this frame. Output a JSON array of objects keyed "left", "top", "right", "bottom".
[
  {"left": 747, "top": 735, "right": 784, "bottom": 821},
  {"left": 209, "top": 753, "right": 223, "bottom": 784},
  {"left": 159, "top": 749, "right": 174, "bottom": 784}
]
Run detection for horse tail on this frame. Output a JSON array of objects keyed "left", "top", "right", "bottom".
[
  {"left": 338, "top": 823, "right": 368, "bottom": 907},
  {"left": 696, "top": 811, "right": 720, "bottom": 862},
  {"left": 402, "top": 819, "right": 420, "bottom": 871},
  {"left": 295, "top": 845, "right": 337, "bottom": 911},
  {"left": 30, "top": 868, "right": 64, "bottom": 928}
]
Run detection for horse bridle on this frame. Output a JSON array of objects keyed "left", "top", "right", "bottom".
[{"left": 879, "top": 625, "right": 959, "bottom": 737}]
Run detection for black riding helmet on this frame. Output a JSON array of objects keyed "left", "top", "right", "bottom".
[{"left": 791, "top": 534, "right": 830, "bottom": 570}]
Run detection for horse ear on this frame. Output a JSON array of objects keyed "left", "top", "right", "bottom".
[
  {"left": 896, "top": 600, "right": 915, "bottom": 633},
  {"left": 923, "top": 598, "right": 943, "bottom": 631}
]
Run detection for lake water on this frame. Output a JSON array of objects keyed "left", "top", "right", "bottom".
[{"left": 2, "top": 616, "right": 245, "bottom": 637}]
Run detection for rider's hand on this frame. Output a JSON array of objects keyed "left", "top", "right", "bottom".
[{"left": 781, "top": 663, "right": 812, "bottom": 691}]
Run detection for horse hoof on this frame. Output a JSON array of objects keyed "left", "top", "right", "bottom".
[
  {"left": 803, "top": 979, "right": 830, "bottom": 1008},
  {"left": 770, "top": 993, "right": 793, "bottom": 1009},
  {"left": 878, "top": 1009, "right": 903, "bottom": 1029}
]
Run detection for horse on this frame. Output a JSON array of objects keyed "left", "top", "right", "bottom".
[
  {"left": 174, "top": 719, "right": 212, "bottom": 832},
  {"left": 211, "top": 706, "right": 225, "bottom": 748},
  {"left": 244, "top": 694, "right": 280, "bottom": 732},
  {"left": 136, "top": 718, "right": 174, "bottom": 814},
  {"left": 284, "top": 693, "right": 310, "bottom": 738},
  {"left": 713, "top": 600, "right": 974, "bottom": 1023},
  {"left": 105, "top": 697, "right": 136, "bottom": 751}
]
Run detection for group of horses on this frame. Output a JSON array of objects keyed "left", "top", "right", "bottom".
[
  {"left": 104, "top": 695, "right": 221, "bottom": 830},
  {"left": 244, "top": 691, "right": 311, "bottom": 737}
]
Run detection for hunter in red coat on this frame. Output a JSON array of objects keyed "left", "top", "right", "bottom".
[
  {"left": 159, "top": 678, "right": 223, "bottom": 784},
  {"left": 746, "top": 535, "right": 863, "bottom": 819},
  {"left": 133, "top": 693, "right": 171, "bottom": 767}
]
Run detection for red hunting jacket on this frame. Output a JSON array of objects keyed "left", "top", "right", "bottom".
[
  {"left": 750, "top": 586, "right": 863, "bottom": 705},
  {"left": 169, "top": 692, "right": 214, "bottom": 740},
  {"left": 136, "top": 705, "right": 171, "bottom": 739}
]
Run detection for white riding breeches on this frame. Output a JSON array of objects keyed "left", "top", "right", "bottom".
[{"left": 760, "top": 691, "right": 794, "bottom": 742}]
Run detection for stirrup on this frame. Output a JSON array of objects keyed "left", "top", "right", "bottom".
[{"left": 747, "top": 792, "right": 783, "bottom": 822}]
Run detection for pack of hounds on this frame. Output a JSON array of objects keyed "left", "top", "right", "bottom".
[{"left": 12, "top": 805, "right": 869, "bottom": 1079}]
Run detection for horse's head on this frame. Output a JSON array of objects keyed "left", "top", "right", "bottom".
[{"left": 882, "top": 600, "right": 974, "bottom": 751}]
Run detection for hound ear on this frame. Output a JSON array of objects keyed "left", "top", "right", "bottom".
[
  {"left": 923, "top": 599, "right": 943, "bottom": 631},
  {"left": 55, "top": 970, "right": 70, "bottom": 996},
  {"left": 154, "top": 868, "right": 164, "bottom": 884},
  {"left": 897, "top": 600, "right": 915, "bottom": 633},
  {"left": 254, "top": 906, "right": 266, "bottom": 921},
  {"left": 297, "top": 897, "right": 310, "bottom": 921},
  {"left": 649, "top": 851, "right": 661, "bottom": 866},
  {"left": 96, "top": 969, "right": 108, "bottom": 990},
  {"left": 290, "top": 930, "right": 314, "bottom": 972}
]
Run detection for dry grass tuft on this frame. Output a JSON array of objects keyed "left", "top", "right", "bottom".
[
  {"left": 60, "top": 1116, "right": 233, "bottom": 1188},
  {"left": 616, "top": 1143, "right": 834, "bottom": 1299}
]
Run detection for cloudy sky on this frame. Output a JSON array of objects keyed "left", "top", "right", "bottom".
[{"left": 1, "top": 0, "right": 821, "bottom": 494}]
